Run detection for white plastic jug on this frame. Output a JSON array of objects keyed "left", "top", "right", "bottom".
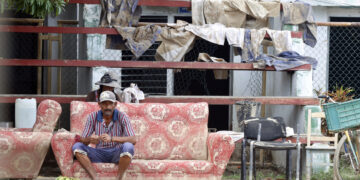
[{"left": 15, "top": 98, "right": 37, "bottom": 128}]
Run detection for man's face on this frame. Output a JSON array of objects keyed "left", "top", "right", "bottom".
[
  {"left": 99, "top": 101, "right": 117, "bottom": 117},
  {"left": 102, "top": 86, "right": 115, "bottom": 92}
]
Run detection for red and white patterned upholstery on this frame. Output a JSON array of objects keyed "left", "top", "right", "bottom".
[
  {"left": 0, "top": 99, "right": 62, "bottom": 179},
  {"left": 52, "top": 101, "right": 234, "bottom": 180}
]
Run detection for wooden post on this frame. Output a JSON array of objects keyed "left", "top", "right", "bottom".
[
  {"left": 307, "top": 109, "right": 312, "bottom": 146},
  {"left": 261, "top": 45, "right": 268, "bottom": 117},
  {"left": 47, "top": 33, "right": 53, "bottom": 94},
  {"left": 259, "top": 45, "right": 268, "bottom": 166},
  {"left": 57, "top": 22, "right": 63, "bottom": 94},
  {"left": 37, "top": 22, "right": 44, "bottom": 94}
]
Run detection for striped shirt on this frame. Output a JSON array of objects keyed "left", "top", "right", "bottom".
[{"left": 81, "top": 109, "right": 135, "bottom": 149}]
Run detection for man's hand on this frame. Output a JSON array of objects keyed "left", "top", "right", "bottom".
[
  {"left": 90, "top": 134, "right": 100, "bottom": 144},
  {"left": 100, "top": 134, "right": 111, "bottom": 143}
]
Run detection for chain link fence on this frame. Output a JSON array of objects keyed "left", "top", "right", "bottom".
[
  {"left": 304, "top": 24, "right": 360, "bottom": 97},
  {"left": 304, "top": 26, "right": 329, "bottom": 94},
  {"left": 328, "top": 25, "right": 360, "bottom": 97}
]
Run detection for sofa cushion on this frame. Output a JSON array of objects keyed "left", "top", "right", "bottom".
[
  {"left": 70, "top": 102, "right": 209, "bottom": 160},
  {"left": 0, "top": 131, "right": 53, "bottom": 178},
  {"left": 72, "top": 160, "right": 214, "bottom": 178}
]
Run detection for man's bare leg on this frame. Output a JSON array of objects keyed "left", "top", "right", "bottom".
[
  {"left": 117, "top": 156, "right": 131, "bottom": 180},
  {"left": 75, "top": 152, "right": 99, "bottom": 180}
]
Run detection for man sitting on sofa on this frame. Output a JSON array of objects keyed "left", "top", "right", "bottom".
[{"left": 72, "top": 91, "right": 136, "bottom": 180}]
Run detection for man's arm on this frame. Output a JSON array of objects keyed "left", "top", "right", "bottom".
[
  {"left": 79, "top": 135, "right": 100, "bottom": 145},
  {"left": 113, "top": 136, "right": 136, "bottom": 144},
  {"left": 100, "top": 134, "right": 136, "bottom": 145},
  {"left": 79, "top": 112, "right": 97, "bottom": 145}
]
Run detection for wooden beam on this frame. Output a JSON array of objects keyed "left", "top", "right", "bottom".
[
  {"left": 0, "top": 59, "right": 312, "bottom": 71},
  {"left": 138, "top": 0, "right": 191, "bottom": 7},
  {"left": 0, "top": 26, "right": 302, "bottom": 39},
  {"left": 0, "top": 95, "right": 86, "bottom": 104},
  {"left": 143, "top": 96, "right": 319, "bottom": 105},
  {"left": 0, "top": 95, "right": 319, "bottom": 105},
  {"left": 311, "top": 112, "right": 325, "bottom": 118},
  {"left": 309, "top": 136, "right": 337, "bottom": 142},
  {"left": 316, "top": 22, "right": 360, "bottom": 27},
  {"left": 68, "top": 0, "right": 192, "bottom": 7},
  {"left": 0, "top": 18, "right": 45, "bottom": 24}
]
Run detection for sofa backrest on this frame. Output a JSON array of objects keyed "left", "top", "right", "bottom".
[
  {"left": 70, "top": 101, "right": 209, "bottom": 160},
  {"left": 32, "top": 99, "right": 62, "bottom": 132}
]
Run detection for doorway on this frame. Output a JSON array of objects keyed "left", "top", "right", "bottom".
[{"left": 174, "top": 16, "right": 230, "bottom": 131}]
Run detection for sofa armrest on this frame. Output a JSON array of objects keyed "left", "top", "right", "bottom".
[
  {"left": 0, "top": 131, "right": 52, "bottom": 178},
  {"left": 51, "top": 131, "right": 76, "bottom": 177},
  {"left": 33, "top": 99, "right": 62, "bottom": 132},
  {"left": 207, "top": 133, "right": 235, "bottom": 175}
]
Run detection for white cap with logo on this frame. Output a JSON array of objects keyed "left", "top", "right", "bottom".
[{"left": 99, "top": 91, "right": 116, "bottom": 103}]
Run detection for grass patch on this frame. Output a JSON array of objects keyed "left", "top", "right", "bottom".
[
  {"left": 223, "top": 159, "right": 360, "bottom": 180},
  {"left": 222, "top": 167, "right": 287, "bottom": 180}
]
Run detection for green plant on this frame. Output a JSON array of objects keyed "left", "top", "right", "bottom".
[
  {"left": 327, "top": 85, "right": 355, "bottom": 102},
  {"left": 314, "top": 85, "right": 355, "bottom": 135},
  {"left": 314, "top": 85, "right": 355, "bottom": 103},
  {"left": 1, "top": 0, "right": 68, "bottom": 18}
]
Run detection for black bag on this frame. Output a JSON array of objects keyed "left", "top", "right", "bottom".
[{"left": 243, "top": 117, "right": 286, "bottom": 141}]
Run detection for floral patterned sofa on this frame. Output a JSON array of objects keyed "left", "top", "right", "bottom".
[
  {"left": 0, "top": 99, "right": 62, "bottom": 179},
  {"left": 51, "top": 101, "right": 234, "bottom": 180}
]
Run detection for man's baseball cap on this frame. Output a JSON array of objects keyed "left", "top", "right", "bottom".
[{"left": 99, "top": 91, "right": 116, "bottom": 103}]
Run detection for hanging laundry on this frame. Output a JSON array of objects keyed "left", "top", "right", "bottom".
[
  {"left": 241, "top": 29, "right": 255, "bottom": 62},
  {"left": 192, "top": 0, "right": 206, "bottom": 25},
  {"left": 254, "top": 51, "right": 318, "bottom": 71},
  {"left": 282, "top": 2, "right": 317, "bottom": 47},
  {"left": 155, "top": 21, "right": 196, "bottom": 62},
  {"left": 225, "top": 28, "right": 245, "bottom": 48},
  {"left": 101, "top": 0, "right": 144, "bottom": 54},
  {"left": 223, "top": 0, "right": 280, "bottom": 20},
  {"left": 241, "top": 28, "right": 266, "bottom": 62},
  {"left": 244, "top": 17, "right": 268, "bottom": 30},
  {"left": 202, "top": 0, "right": 280, "bottom": 28},
  {"left": 203, "top": 0, "right": 239, "bottom": 27},
  {"left": 241, "top": 28, "right": 293, "bottom": 62},
  {"left": 198, "top": 53, "right": 228, "bottom": 80},
  {"left": 113, "top": 24, "right": 162, "bottom": 58},
  {"left": 100, "top": 0, "right": 142, "bottom": 27},
  {"left": 250, "top": 28, "right": 266, "bottom": 59},
  {"left": 266, "top": 29, "right": 292, "bottom": 54},
  {"left": 185, "top": 23, "right": 226, "bottom": 45}
]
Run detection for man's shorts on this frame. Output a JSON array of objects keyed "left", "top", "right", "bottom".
[{"left": 72, "top": 142, "right": 134, "bottom": 163}]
